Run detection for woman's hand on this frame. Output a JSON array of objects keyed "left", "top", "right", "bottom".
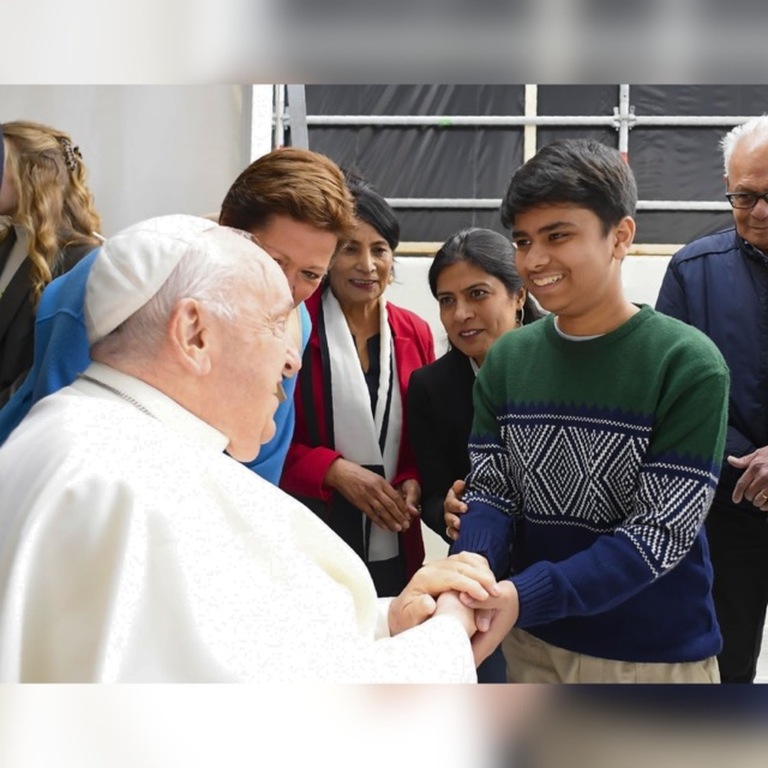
[
  {"left": 444, "top": 478, "right": 468, "bottom": 542},
  {"left": 325, "top": 458, "right": 411, "bottom": 532},
  {"left": 396, "top": 477, "right": 422, "bottom": 523}
]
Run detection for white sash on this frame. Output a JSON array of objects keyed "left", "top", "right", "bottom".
[{"left": 322, "top": 289, "right": 402, "bottom": 562}]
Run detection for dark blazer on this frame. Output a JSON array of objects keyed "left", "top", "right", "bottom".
[
  {"left": 0, "top": 236, "right": 95, "bottom": 406},
  {"left": 406, "top": 346, "right": 475, "bottom": 542}
]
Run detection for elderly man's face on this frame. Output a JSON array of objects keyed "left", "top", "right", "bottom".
[
  {"left": 727, "top": 140, "right": 768, "bottom": 254},
  {"left": 214, "top": 258, "right": 299, "bottom": 462}
]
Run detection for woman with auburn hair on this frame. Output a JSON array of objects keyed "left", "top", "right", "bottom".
[
  {"left": 0, "top": 120, "right": 102, "bottom": 405},
  {"left": 218, "top": 147, "right": 356, "bottom": 485}
]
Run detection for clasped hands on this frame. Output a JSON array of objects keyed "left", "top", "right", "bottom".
[{"left": 388, "top": 552, "right": 519, "bottom": 667}]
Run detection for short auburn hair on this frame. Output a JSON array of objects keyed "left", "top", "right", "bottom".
[{"left": 219, "top": 147, "right": 356, "bottom": 238}]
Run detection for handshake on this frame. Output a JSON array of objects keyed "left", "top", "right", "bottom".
[{"left": 387, "top": 551, "right": 519, "bottom": 668}]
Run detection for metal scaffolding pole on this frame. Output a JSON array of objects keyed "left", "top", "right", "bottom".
[
  {"left": 617, "top": 84, "right": 631, "bottom": 159},
  {"left": 523, "top": 84, "right": 538, "bottom": 161},
  {"left": 298, "top": 114, "right": 755, "bottom": 129},
  {"left": 273, "top": 84, "right": 286, "bottom": 147}
]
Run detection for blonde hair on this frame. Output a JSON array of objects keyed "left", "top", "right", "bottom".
[{"left": 0, "top": 120, "right": 102, "bottom": 306}]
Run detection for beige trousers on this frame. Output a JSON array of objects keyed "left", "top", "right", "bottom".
[{"left": 502, "top": 627, "right": 720, "bottom": 683}]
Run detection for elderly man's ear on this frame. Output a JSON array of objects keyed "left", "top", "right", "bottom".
[{"left": 168, "top": 298, "right": 213, "bottom": 375}]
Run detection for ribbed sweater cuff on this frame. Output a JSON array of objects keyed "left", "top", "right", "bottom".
[
  {"left": 451, "top": 528, "right": 509, "bottom": 578},
  {"left": 511, "top": 564, "right": 556, "bottom": 627}
]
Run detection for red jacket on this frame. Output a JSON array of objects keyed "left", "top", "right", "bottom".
[{"left": 280, "top": 288, "right": 435, "bottom": 578}]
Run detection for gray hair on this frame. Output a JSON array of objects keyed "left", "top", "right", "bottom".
[
  {"left": 92, "top": 227, "right": 270, "bottom": 362},
  {"left": 721, "top": 114, "right": 768, "bottom": 174}
]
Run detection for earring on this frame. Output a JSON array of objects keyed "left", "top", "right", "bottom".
[{"left": 516, "top": 304, "right": 525, "bottom": 327}]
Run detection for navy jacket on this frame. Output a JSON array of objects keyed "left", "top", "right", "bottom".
[{"left": 655, "top": 227, "right": 768, "bottom": 503}]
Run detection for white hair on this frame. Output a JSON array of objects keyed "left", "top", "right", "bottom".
[
  {"left": 93, "top": 227, "right": 273, "bottom": 361},
  {"left": 720, "top": 114, "right": 768, "bottom": 174}
]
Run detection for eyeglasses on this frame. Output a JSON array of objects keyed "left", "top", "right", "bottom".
[{"left": 725, "top": 191, "right": 768, "bottom": 209}]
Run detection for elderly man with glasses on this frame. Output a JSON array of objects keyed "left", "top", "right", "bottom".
[{"left": 656, "top": 114, "right": 768, "bottom": 683}]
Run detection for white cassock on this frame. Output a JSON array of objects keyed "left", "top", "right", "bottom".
[{"left": 0, "top": 363, "right": 476, "bottom": 683}]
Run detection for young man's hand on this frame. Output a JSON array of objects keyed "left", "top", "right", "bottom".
[{"left": 460, "top": 579, "right": 520, "bottom": 666}]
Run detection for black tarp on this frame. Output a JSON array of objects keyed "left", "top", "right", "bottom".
[{"left": 300, "top": 84, "right": 768, "bottom": 245}]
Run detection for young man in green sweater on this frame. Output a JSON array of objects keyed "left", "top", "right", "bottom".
[{"left": 453, "top": 138, "right": 730, "bottom": 682}]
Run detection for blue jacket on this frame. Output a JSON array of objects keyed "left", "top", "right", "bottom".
[
  {"left": 0, "top": 249, "right": 98, "bottom": 444},
  {"left": 655, "top": 227, "right": 768, "bottom": 502}
]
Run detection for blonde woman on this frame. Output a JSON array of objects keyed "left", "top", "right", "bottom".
[{"left": 0, "top": 121, "right": 102, "bottom": 405}]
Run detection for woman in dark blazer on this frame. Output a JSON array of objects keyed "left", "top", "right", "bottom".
[
  {"left": 407, "top": 228, "right": 543, "bottom": 682},
  {"left": 0, "top": 121, "right": 102, "bottom": 406},
  {"left": 407, "top": 228, "right": 543, "bottom": 543}
]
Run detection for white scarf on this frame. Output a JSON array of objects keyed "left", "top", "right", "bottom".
[{"left": 322, "top": 289, "right": 402, "bottom": 562}]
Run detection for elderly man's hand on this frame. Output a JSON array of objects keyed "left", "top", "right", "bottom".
[
  {"left": 729, "top": 447, "right": 768, "bottom": 510},
  {"left": 433, "top": 590, "right": 477, "bottom": 638},
  {"left": 387, "top": 552, "right": 499, "bottom": 636}
]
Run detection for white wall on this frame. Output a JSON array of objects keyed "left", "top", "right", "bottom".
[{"left": 0, "top": 85, "right": 251, "bottom": 236}]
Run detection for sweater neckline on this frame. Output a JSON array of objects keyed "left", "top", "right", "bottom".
[{"left": 544, "top": 304, "right": 652, "bottom": 349}]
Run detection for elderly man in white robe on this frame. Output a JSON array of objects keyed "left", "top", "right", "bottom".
[{"left": 0, "top": 215, "right": 497, "bottom": 683}]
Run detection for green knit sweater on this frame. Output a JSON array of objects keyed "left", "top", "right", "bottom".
[{"left": 453, "top": 305, "right": 729, "bottom": 663}]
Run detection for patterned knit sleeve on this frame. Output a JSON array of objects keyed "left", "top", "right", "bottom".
[{"left": 450, "top": 359, "right": 516, "bottom": 578}]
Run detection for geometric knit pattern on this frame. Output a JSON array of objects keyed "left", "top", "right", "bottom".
[{"left": 467, "top": 408, "right": 718, "bottom": 578}]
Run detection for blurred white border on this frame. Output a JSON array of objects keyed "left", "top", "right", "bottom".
[{"left": 4, "top": 0, "right": 768, "bottom": 84}]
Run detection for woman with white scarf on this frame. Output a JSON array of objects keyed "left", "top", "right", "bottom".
[{"left": 281, "top": 174, "right": 433, "bottom": 596}]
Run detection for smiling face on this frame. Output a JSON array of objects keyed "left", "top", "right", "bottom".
[
  {"left": 511, "top": 203, "right": 636, "bottom": 336},
  {"left": 327, "top": 219, "right": 394, "bottom": 310},
  {"left": 250, "top": 213, "right": 339, "bottom": 308},
  {"left": 436, "top": 260, "right": 524, "bottom": 364},
  {"left": 726, "top": 139, "right": 768, "bottom": 254}
]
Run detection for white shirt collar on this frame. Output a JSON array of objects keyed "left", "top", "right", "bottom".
[{"left": 73, "top": 361, "right": 230, "bottom": 453}]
